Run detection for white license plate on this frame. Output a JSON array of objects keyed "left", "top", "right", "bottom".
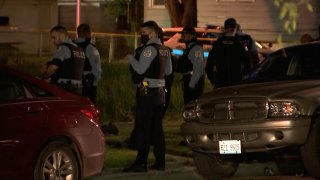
[{"left": 219, "top": 140, "right": 241, "bottom": 154}]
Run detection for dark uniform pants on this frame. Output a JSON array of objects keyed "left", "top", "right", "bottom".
[
  {"left": 183, "top": 74, "right": 205, "bottom": 105},
  {"left": 134, "top": 87, "right": 166, "bottom": 166},
  {"left": 82, "top": 73, "right": 97, "bottom": 103}
]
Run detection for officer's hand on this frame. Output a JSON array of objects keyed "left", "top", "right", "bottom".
[
  {"left": 189, "top": 84, "right": 195, "bottom": 89},
  {"left": 40, "top": 65, "right": 47, "bottom": 74},
  {"left": 126, "top": 54, "right": 134, "bottom": 61}
]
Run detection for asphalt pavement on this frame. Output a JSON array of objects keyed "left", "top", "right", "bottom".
[
  {"left": 87, "top": 157, "right": 315, "bottom": 180},
  {"left": 87, "top": 159, "right": 203, "bottom": 180}
]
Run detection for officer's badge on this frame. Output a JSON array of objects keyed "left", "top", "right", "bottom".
[
  {"left": 143, "top": 50, "right": 152, "bottom": 57},
  {"left": 195, "top": 51, "right": 202, "bottom": 58}
]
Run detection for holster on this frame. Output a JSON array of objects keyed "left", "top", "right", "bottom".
[
  {"left": 82, "top": 73, "right": 95, "bottom": 88},
  {"left": 139, "top": 86, "right": 148, "bottom": 96}
]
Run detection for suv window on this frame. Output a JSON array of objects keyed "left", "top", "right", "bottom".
[
  {"left": 249, "top": 43, "right": 320, "bottom": 82},
  {"left": 294, "top": 45, "right": 320, "bottom": 79},
  {"left": 250, "top": 50, "right": 293, "bottom": 81}
]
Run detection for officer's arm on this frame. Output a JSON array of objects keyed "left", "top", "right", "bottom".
[
  {"left": 249, "top": 39, "right": 260, "bottom": 69},
  {"left": 165, "top": 56, "right": 173, "bottom": 76},
  {"left": 43, "top": 64, "right": 58, "bottom": 79},
  {"left": 188, "top": 45, "right": 204, "bottom": 88},
  {"left": 128, "top": 46, "right": 157, "bottom": 75},
  {"left": 86, "top": 45, "right": 102, "bottom": 80},
  {"left": 240, "top": 45, "right": 251, "bottom": 76},
  {"left": 42, "top": 46, "right": 69, "bottom": 79},
  {"left": 205, "top": 46, "right": 216, "bottom": 86}
]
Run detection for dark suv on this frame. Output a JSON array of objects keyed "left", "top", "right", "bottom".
[{"left": 181, "top": 41, "right": 320, "bottom": 179}]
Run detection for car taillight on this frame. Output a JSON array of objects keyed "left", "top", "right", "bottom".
[{"left": 80, "top": 107, "right": 100, "bottom": 123}]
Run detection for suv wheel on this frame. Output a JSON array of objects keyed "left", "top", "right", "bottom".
[
  {"left": 193, "top": 151, "right": 239, "bottom": 180},
  {"left": 34, "top": 141, "right": 80, "bottom": 180},
  {"left": 301, "top": 118, "right": 320, "bottom": 178}
]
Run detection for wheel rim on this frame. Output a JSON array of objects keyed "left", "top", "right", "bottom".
[{"left": 42, "top": 150, "right": 74, "bottom": 180}]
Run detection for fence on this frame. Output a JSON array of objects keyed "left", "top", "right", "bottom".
[{"left": 0, "top": 28, "right": 140, "bottom": 62}]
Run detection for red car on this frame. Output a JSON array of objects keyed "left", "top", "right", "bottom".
[{"left": 0, "top": 65, "right": 105, "bottom": 180}]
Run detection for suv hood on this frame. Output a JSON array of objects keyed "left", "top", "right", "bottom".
[{"left": 201, "top": 80, "right": 320, "bottom": 100}]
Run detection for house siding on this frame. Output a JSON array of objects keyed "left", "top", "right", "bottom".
[
  {"left": 0, "top": 0, "right": 57, "bottom": 54},
  {"left": 144, "top": 0, "right": 320, "bottom": 42},
  {"left": 198, "top": 0, "right": 320, "bottom": 42},
  {"left": 144, "top": 0, "right": 171, "bottom": 27},
  {"left": 58, "top": 5, "right": 114, "bottom": 33}
]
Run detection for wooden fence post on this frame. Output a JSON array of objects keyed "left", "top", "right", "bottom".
[{"left": 108, "top": 35, "right": 114, "bottom": 63}]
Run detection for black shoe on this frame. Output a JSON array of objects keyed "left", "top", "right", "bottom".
[
  {"left": 149, "top": 163, "right": 165, "bottom": 171},
  {"left": 123, "top": 163, "right": 147, "bottom": 173}
]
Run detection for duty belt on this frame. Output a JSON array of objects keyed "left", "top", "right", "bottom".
[
  {"left": 181, "top": 71, "right": 193, "bottom": 75},
  {"left": 83, "top": 71, "right": 93, "bottom": 75}
]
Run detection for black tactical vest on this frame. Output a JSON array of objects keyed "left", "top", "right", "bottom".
[
  {"left": 144, "top": 43, "right": 170, "bottom": 79},
  {"left": 55, "top": 43, "right": 85, "bottom": 81},
  {"left": 235, "top": 34, "right": 253, "bottom": 52},
  {"left": 73, "top": 40, "right": 92, "bottom": 71},
  {"left": 176, "top": 41, "right": 199, "bottom": 74}
]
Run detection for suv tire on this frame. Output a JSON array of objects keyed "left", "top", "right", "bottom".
[
  {"left": 301, "top": 117, "right": 320, "bottom": 178},
  {"left": 193, "top": 151, "right": 239, "bottom": 180}
]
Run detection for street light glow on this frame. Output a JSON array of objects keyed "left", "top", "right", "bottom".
[{"left": 76, "top": 0, "right": 81, "bottom": 30}]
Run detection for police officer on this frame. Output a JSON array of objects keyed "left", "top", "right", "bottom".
[
  {"left": 206, "top": 18, "right": 250, "bottom": 88},
  {"left": 41, "top": 25, "right": 85, "bottom": 94},
  {"left": 176, "top": 27, "right": 205, "bottom": 105},
  {"left": 124, "top": 21, "right": 172, "bottom": 172},
  {"left": 235, "top": 23, "right": 260, "bottom": 70},
  {"left": 73, "top": 24, "right": 102, "bottom": 103},
  {"left": 128, "top": 44, "right": 145, "bottom": 150}
]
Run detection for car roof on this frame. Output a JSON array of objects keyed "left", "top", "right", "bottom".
[{"left": 274, "top": 41, "right": 320, "bottom": 54}]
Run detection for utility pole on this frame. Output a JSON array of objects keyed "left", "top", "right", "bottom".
[
  {"left": 127, "top": 0, "right": 131, "bottom": 27},
  {"left": 76, "top": 0, "right": 81, "bottom": 31}
]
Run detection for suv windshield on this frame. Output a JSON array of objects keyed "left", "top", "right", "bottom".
[{"left": 247, "top": 43, "right": 320, "bottom": 82}]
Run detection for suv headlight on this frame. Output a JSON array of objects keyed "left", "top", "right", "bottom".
[
  {"left": 268, "top": 102, "right": 300, "bottom": 118},
  {"left": 183, "top": 101, "right": 200, "bottom": 122}
]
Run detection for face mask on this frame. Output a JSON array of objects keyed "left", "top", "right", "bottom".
[
  {"left": 140, "top": 34, "right": 149, "bottom": 45},
  {"left": 85, "top": 37, "right": 91, "bottom": 43}
]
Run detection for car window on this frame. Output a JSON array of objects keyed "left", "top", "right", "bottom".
[
  {"left": 248, "top": 43, "right": 320, "bottom": 82},
  {"left": 0, "top": 72, "right": 25, "bottom": 101},
  {"left": 252, "top": 49, "right": 293, "bottom": 81},
  {"left": 26, "top": 83, "right": 54, "bottom": 98},
  {"left": 294, "top": 45, "right": 320, "bottom": 79}
]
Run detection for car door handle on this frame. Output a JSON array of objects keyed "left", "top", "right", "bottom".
[{"left": 27, "top": 106, "right": 44, "bottom": 113}]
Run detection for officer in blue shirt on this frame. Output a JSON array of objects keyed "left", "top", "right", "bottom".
[
  {"left": 41, "top": 25, "right": 85, "bottom": 94},
  {"left": 176, "top": 27, "right": 205, "bottom": 105},
  {"left": 124, "top": 21, "right": 172, "bottom": 172},
  {"left": 73, "top": 24, "right": 102, "bottom": 103}
]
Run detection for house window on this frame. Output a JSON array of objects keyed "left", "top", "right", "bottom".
[
  {"left": 216, "top": 0, "right": 255, "bottom": 2},
  {"left": 0, "top": 16, "right": 9, "bottom": 26},
  {"left": 149, "top": 0, "right": 165, "bottom": 8}
]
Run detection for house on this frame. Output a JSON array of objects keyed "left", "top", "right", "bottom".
[
  {"left": 144, "top": 0, "right": 320, "bottom": 43},
  {"left": 0, "top": 0, "right": 57, "bottom": 55},
  {"left": 0, "top": 0, "right": 112, "bottom": 55},
  {"left": 57, "top": 0, "right": 113, "bottom": 32}
]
